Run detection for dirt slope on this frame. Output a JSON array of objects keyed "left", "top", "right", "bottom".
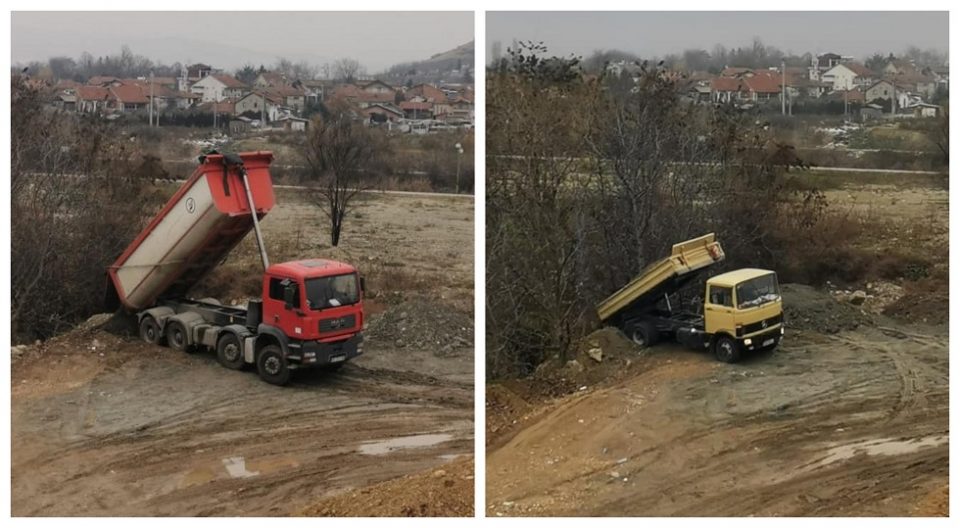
[{"left": 487, "top": 322, "right": 948, "bottom": 517}]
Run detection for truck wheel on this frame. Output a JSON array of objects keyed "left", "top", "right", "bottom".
[
  {"left": 166, "top": 321, "right": 193, "bottom": 353},
  {"left": 257, "top": 345, "right": 291, "bottom": 386},
  {"left": 714, "top": 335, "right": 741, "bottom": 363},
  {"left": 139, "top": 316, "right": 163, "bottom": 345},
  {"left": 216, "top": 334, "right": 245, "bottom": 370},
  {"left": 629, "top": 322, "right": 658, "bottom": 348}
]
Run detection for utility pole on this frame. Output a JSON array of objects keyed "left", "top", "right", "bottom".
[
  {"left": 261, "top": 91, "right": 266, "bottom": 127},
  {"left": 454, "top": 142, "right": 464, "bottom": 193},
  {"left": 149, "top": 71, "right": 154, "bottom": 127},
  {"left": 781, "top": 60, "right": 786, "bottom": 116}
]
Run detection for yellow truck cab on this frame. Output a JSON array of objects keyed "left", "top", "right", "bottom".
[
  {"left": 703, "top": 268, "right": 784, "bottom": 362},
  {"left": 596, "top": 234, "right": 785, "bottom": 363}
]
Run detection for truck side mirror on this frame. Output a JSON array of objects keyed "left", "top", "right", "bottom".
[{"left": 360, "top": 277, "right": 367, "bottom": 295}]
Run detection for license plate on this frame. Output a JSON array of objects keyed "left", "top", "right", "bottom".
[
  {"left": 330, "top": 354, "right": 346, "bottom": 363},
  {"left": 762, "top": 338, "right": 775, "bottom": 347}
]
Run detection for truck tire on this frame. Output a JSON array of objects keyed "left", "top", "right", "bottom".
[
  {"left": 139, "top": 316, "right": 163, "bottom": 345},
  {"left": 714, "top": 335, "right": 741, "bottom": 363},
  {"left": 166, "top": 321, "right": 193, "bottom": 353},
  {"left": 216, "top": 334, "right": 245, "bottom": 370},
  {"left": 629, "top": 321, "right": 659, "bottom": 348},
  {"left": 257, "top": 345, "right": 291, "bottom": 386}
]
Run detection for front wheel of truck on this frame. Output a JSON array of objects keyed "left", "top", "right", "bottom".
[
  {"left": 714, "top": 335, "right": 741, "bottom": 363},
  {"left": 257, "top": 345, "right": 291, "bottom": 386}
]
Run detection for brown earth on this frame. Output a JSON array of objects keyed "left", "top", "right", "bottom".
[
  {"left": 300, "top": 457, "right": 474, "bottom": 517},
  {"left": 487, "top": 175, "right": 948, "bottom": 517},
  {"left": 11, "top": 190, "right": 474, "bottom": 517}
]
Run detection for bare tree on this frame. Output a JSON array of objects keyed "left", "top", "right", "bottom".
[
  {"left": 302, "top": 101, "right": 380, "bottom": 246},
  {"left": 332, "top": 58, "right": 365, "bottom": 83}
]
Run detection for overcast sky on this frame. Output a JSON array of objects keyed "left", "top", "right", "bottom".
[
  {"left": 487, "top": 12, "right": 948, "bottom": 60},
  {"left": 12, "top": 11, "right": 473, "bottom": 71}
]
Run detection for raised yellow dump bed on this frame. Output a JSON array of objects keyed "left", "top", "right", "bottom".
[{"left": 596, "top": 233, "right": 725, "bottom": 322}]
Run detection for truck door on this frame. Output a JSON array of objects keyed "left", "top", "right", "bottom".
[
  {"left": 704, "top": 285, "right": 736, "bottom": 336},
  {"left": 263, "top": 276, "right": 305, "bottom": 338}
]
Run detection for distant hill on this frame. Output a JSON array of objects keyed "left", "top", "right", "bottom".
[{"left": 382, "top": 41, "right": 474, "bottom": 86}]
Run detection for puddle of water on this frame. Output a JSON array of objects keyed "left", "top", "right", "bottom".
[
  {"left": 358, "top": 433, "right": 453, "bottom": 456},
  {"left": 816, "top": 435, "right": 947, "bottom": 468},
  {"left": 221, "top": 456, "right": 260, "bottom": 478}
]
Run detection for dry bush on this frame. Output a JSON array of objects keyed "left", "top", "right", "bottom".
[{"left": 11, "top": 76, "right": 165, "bottom": 342}]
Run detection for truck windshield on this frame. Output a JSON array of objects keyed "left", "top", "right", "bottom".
[
  {"left": 736, "top": 274, "right": 780, "bottom": 309},
  {"left": 305, "top": 273, "right": 359, "bottom": 310}
]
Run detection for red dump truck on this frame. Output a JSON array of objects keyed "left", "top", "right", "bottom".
[{"left": 106, "top": 151, "right": 364, "bottom": 385}]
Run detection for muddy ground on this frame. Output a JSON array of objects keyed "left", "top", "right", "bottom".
[
  {"left": 11, "top": 190, "right": 475, "bottom": 517},
  {"left": 487, "top": 173, "right": 948, "bottom": 517}
]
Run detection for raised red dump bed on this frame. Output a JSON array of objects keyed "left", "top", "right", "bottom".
[{"left": 108, "top": 151, "right": 275, "bottom": 311}]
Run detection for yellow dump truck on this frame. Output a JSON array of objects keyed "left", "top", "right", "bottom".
[{"left": 596, "top": 233, "right": 784, "bottom": 363}]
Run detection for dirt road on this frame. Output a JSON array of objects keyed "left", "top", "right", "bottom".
[
  {"left": 12, "top": 323, "right": 472, "bottom": 516},
  {"left": 487, "top": 322, "right": 947, "bottom": 516}
]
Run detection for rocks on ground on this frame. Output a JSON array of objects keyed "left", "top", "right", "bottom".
[
  {"left": 366, "top": 297, "right": 473, "bottom": 355},
  {"left": 531, "top": 327, "right": 645, "bottom": 397},
  {"left": 781, "top": 283, "right": 872, "bottom": 334}
]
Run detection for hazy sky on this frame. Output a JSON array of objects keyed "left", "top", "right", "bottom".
[
  {"left": 487, "top": 12, "right": 948, "bottom": 60},
  {"left": 12, "top": 11, "right": 473, "bottom": 71}
]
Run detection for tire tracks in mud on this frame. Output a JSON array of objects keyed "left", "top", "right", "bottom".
[{"left": 487, "top": 326, "right": 948, "bottom": 517}]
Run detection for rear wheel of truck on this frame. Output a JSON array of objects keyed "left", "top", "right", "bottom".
[
  {"left": 166, "top": 321, "right": 192, "bottom": 353},
  {"left": 629, "top": 321, "right": 658, "bottom": 348},
  {"left": 257, "top": 345, "right": 291, "bottom": 386},
  {"left": 714, "top": 335, "right": 741, "bottom": 363},
  {"left": 216, "top": 334, "right": 245, "bottom": 370},
  {"left": 139, "top": 316, "right": 163, "bottom": 345}
]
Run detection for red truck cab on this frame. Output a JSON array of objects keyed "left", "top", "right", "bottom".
[{"left": 260, "top": 259, "right": 365, "bottom": 370}]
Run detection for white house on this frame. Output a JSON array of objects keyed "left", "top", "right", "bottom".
[
  {"left": 821, "top": 63, "right": 875, "bottom": 91},
  {"left": 234, "top": 91, "right": 284, "bottom": 122},
  {"left": 190, "top": 74, "right": 248, "bottom": 103}
]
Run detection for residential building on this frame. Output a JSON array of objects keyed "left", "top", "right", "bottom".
[
  {"left": 190, "top": 74, "right": 248, "bottom": 102},
  {"left": 821, "top": 62, "right": 875, "bottom": 91}
]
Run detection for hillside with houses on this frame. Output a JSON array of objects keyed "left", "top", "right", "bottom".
[
  {"left": 30, "top": 43, "right": 475, "bottom": 134},
  {"left": 610, "top": 51, "right": 947, "bottom": 119}
]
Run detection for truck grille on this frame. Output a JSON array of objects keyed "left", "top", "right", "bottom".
[
  {"left": 741, "top": 313, "right": 783, "bottom": 336},
  {"left": 319, "top": 314, "right": 356, "bottom": 333}
]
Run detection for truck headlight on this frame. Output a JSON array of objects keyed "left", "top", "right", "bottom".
[
  {"left": 781, "top": 327, "right": 785, "bottom": 335},
  {"left": 744, "top": 338, "right": 752, "bottom": 346}
]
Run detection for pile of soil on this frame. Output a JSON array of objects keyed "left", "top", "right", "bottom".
[
  {"left": 530, "top": 327, "right": 646, "bottom": 397},
  {"left": 913, "top": 484, "right": 949, "bottom": 517},
  {"left": 781, "top": 283, "right": 872, "bottom": 334},
  {"left": 367, "top": 297, "right": 473, "bottom": 354},
  {"left": 300, "top": 457, "right": 474, "bottom": 517},
  {"left": 883, "top": 278, "right": 949, "bottom": 326},
  {"left": 486, "top": 382, "right": 536, "bottom": 447}
]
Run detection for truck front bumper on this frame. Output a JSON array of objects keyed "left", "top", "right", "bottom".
[
  {"left": 288, "top": 333, "right": 364, "bottom": 368},
  {"left": 741, "top": 325, "right": 784, "bottom": 351}
]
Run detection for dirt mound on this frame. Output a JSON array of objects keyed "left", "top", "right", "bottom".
[
  {"left": 300, "top": 457, "right": 474, "bottom": 517},
  {"left": 883, "top": 278, "right": 949, "bottom": 326},
  {"left": 486, "top": 383, "right": 535, "bottom": 446},
  {"left": 530, "top": 327, "right": 645, "bottom": 397},
  {"left": 367, "top": 297, "right": 473, "bottom": 354},
  {"left": 913, "top": 483, "right": 949, "bottom": 517},
  {"left": 781, "top": 283, "right": 872, "bottom": 334}
]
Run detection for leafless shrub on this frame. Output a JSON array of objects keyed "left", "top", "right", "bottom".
[{"left": 11, "top": 76, "right": 164, "bottom": 342}]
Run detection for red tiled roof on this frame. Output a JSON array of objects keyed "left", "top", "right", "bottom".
[
  {"left": 109, "top": 84, "right": 149, "bottom": 104},
  {"left": 399, "top": 101, "right": 432, "bottom": 111},
  {"left": 211, "top": 74, "right": 247, "bottom": 88},
  {"left": 88, "top": 75, "right": 120, "bottom": 85},
  {"left": 406, "top": 83, "right": 446, "bottom": 102},
  {"left": 743, "top": 71, "right": 782, "bottom": 94},
  {"left": 710, "top": 77, "right": 743, "bottom": 92},
  {"left": 841, "top": 62, "right": 874, "bottom": 77},
  {"left": 76, "top": 85, "right": 110, "bottom": 100}
]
